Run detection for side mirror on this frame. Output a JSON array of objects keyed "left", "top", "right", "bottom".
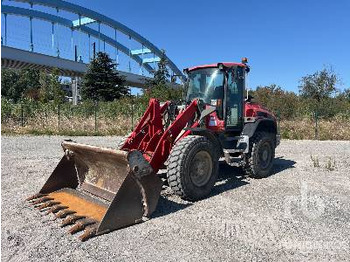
[{"left": 245, "top": 94, "right": 254, "bottom": 102}]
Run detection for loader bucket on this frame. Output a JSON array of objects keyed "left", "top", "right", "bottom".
[{"left": 27, "top": 141, "right": 163, "bottom": 241}]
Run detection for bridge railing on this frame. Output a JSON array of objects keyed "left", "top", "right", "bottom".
[{"left": 1, "top": 0, "right": 185, "bottom": 82}]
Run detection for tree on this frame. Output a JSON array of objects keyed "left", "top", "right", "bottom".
[
  {"left": 340, "top": 88, "right": 350, "bottom": 102},
  {"left": 1, "top": 68, "right": 41, "bottom": 102},
  {"left": 20, "top": 69, "right": 41, "bottom": 100},
  {"left": 144, "top": 50, "right": 183, "bottom": 101},
  {"left": 39, "top": 69, "right": 65, "bottom": 103},
  {"left": 146, "top": 50, "right": 170, "bottom": 88},
  {"left": 81, "top": 52, "right": 128, "bottom": 101},
  {"left": 299, "top": 67, "right": 338, "bottom": 116},
  {"left": 1, "top": 68, "right": 20, "bottom": 100},
  {"left": 252, "top": 84, "right": 301, "bottom": 119}
]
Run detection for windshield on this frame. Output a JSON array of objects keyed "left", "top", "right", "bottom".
[{"left": 186, "top": 68, "right": 224, "bottom": 104}]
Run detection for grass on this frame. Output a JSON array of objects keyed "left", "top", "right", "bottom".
[
  {"left": 1, "top": 115, "right": 135, "bottom": 136},
  {"left": 310, "top": 155, "right": 337, "bottom": 171},
  {"left": 1, "top": 99, "right": 143, "bottom": 136},
  {"left": 2, "top": 100, "right": 350, "bottom": 140},
  {"left": 280, "top": 115, "right": 350, "bottom": 140},
  {"left": 310, "top": 155, "right": 320, "bottom": 167},
  {"left": 325, "top": 157, "right": 336, "bottom": 171},
  {"left": 3, "top": 115, "right": 350, "bottom": 140}
]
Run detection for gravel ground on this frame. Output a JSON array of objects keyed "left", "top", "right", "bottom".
[{"left": 1, "top": 136, "right": 350, "bottom": 262}]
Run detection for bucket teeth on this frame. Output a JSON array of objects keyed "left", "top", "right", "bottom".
[
  {"left": 69, "top": 219, "right": 95, "bottom": 234},
  {"left": 45, "top": 205, "right": 68, "bottom": 215},
  {"left": 61, "top": 215, "right": 85, "bottom": 227},
  {"left": 26, "top": 193, "right": 47, "bottom": 201},
  {"left": 31, "top": 197, "right": 54, "bottom": 205},
  {"left": 36, "top": 201, "right": 60, "bottom": 210},
  {"left": 55, "top": 210, "right": 76, "bottom": 219},
  {"left": 79, "top": 226, "right": 98, "bottom": 242}
]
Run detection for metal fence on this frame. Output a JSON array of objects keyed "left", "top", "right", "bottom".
[
  {"left": 1, "top": 100, "right": 147, "bottom": 135},
  {"left": 2, "top": 100, "right": 348, "bottom": 140}
]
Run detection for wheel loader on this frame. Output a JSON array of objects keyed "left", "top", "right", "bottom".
[{"left": 27, "top": 59, "right": 280, "bottom": 241}]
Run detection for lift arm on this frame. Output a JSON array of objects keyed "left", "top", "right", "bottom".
[{"left": 121, "top": 98, "right": 199, "bottom": 173}]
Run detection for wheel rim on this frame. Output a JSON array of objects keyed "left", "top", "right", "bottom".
[
  {"left": 189, "top": 150, "right": 213, "bottom": 187},
  {"left": 258, "top": 142, "right": 272, "bottom": 170}
]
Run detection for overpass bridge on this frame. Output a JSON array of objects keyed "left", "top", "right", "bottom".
[
  {"left": 2, "top": 46, "right": 155, "bottom": 88},
  {"left": 1, "top": 0, "right": 185, "bottom": 101}
]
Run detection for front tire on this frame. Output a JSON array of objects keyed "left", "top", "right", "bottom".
[
  {"left": 243, "top": 132, "right": 275, "bottom": 178},
  {"left": 166, "top": 135, "right": 219, "bottom": 201}
]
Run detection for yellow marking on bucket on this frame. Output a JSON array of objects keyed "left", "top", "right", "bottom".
[
  {"left": 96, "top": 179, "right": 104, "bottom": 188},
  {"left": 49, "top": 191, "right": 107, "bottom": 222}
]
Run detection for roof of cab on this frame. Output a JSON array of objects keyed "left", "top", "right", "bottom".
[{"left": 187, "top": 62, "right": 247, "bottom": 72}]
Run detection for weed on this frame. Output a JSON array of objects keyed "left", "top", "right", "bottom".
[
  {"left": 310, "top": 155, "right": 320, "bottom": 168},
  {"left": 2, "top": 99, "right": 350, "bottom": 139},
  {"left": 325, "top": 157, "right": 336, "bottom": 171}
]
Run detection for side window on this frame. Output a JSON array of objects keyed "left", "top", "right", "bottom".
[{"left": 226, "top": 68, "right": 243, "bottom": 127}]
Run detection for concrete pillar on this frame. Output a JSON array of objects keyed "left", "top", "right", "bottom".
[
  {"left": 4, "top": 13, "right": 7, "bottom": 46},
  {"left": 56, "top": 8, "right": 60, "bottom": 57},
  {"left": 98, "top": 22, "right": 101, "bottom": 52},
  {"left": 51, "top": 22, "right": 56, "bottom": 56},
  {"left": 30, "top": 17, "right": 33, "bottom": 51},
  {"left": 72, "top": 77, "right": 80, "bottom": 105}
]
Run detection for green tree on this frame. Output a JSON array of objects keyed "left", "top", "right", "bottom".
[
  {"left": 146, "top": 50, "right": 170, "bottom": 88},
  {"left": 252, "top": 84, "right": 301, "bottom": 119},
  {"left": 1, "top": 68, "right": 20, "bottom": 99},
  {"left": 1, "top": 68, "right": 40, "bottom": 102},
  {"left": 20, "top": 69, "right": 41, "bottom": 101},
  {"left": 81, "top": 52, "right": 128, "bottom": 101},
  {"left": 145, "top": 85, "right": 183, "bottom": 102},
  {"left": 299, "top": 67, "right": 338, "bottom": 117},
  {"left": 332, "top": 88, "right": 350, "bottom": 117},
  {"left": 340, "top": 88, "right": 350, "bottom": 102},
  {"left": 144, "top": 50, "right": 183, "bottom": 101},
  {"left": 39, "top": 69, "right": 65, "bottom": 103}
]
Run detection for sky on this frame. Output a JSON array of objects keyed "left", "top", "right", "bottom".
[
  {"left": 73, "top": 0, "right": 350, "bottom": 92},
  {"left": 2, "top": 0, "right": 350, "bottom": 92}
]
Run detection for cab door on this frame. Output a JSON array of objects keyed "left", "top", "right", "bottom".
[{"left": 225, "top": 67, "right": 244, "bottom": 131}]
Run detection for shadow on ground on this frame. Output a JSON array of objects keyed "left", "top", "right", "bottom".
[
  {"left": 272, "top": 156, "right": 296, "bottom": 174},
  {"left": 153, "top": 156, "right": 296, "bottom": 218},
  {"left": 152, "top": 196, "right": 192, "bottom": 218},
  {"left": 210, "top": 162, "right": 248, "bottom": 198}
]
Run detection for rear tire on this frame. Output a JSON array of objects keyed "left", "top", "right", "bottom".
[
  {"left": 167, "top": 135, "right": 219, "bottom": 201},
  {"left": 243, "top": 132, "right": 275, "bottom": 178}
]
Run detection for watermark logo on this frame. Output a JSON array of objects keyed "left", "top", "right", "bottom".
[{"left": 284, "top": 182, "right": 325, "bottom": 219}]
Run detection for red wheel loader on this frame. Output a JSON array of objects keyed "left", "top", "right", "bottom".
[{"left": 27, "top": 60, "right": 280, "bottom": 241}]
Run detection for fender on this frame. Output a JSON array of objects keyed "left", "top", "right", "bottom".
[
  {"left": 241, "top": 118, "right": 277, "bottom": 138},
  {"left": 187, "top": 128, "right": 223, "bottom": 157}
]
